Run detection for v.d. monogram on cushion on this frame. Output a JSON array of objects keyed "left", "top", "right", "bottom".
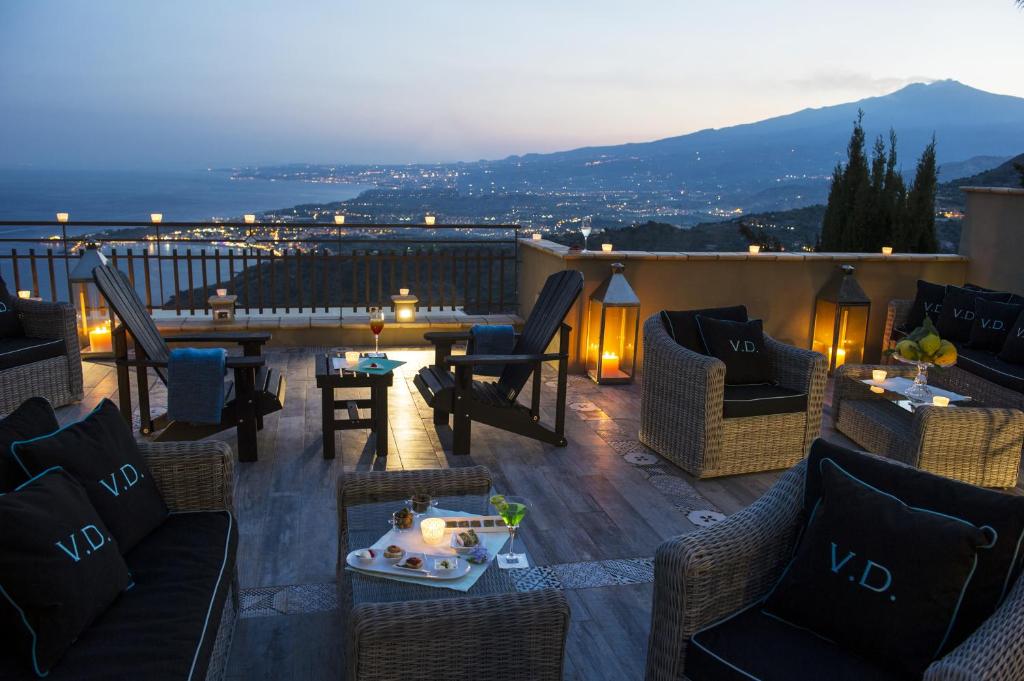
[
  {"left": 694, "top": 315, "right": 772, "bottom": 385},
  {"left": 969, "top": 299, "right": 1023, "bottom": 352},
  {"left": 937, "top": 285, "right": 1013, "bottom": 343}
]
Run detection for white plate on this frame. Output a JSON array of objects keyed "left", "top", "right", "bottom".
[{"left": 346, "top": 550, "right": 472, "bottom": 580}]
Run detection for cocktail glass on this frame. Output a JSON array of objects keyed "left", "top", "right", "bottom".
[{"left": 491, "top": 494, "right": 530, "bottom": 569}]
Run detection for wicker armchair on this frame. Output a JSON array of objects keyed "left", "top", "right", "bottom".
[
  {"left": 0, "top": 298, "right": 83, "bottom": 416},
  {"left": 337, "top": 467, "right": 571, "bottom": 681},
  {"left": 138, "top": 440, "right": 238, "bottom": 681},
  {"left": 639, "top": 314, "right": 827, "bottom": 478},
  {"left": 834, "top": 364, "right": 1024, "bottom": 487},
  {"left": 645, "top": 457, "right": 1024, "bottom": 681}
]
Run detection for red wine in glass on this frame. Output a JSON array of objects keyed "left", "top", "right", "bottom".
[{"left": 369, "top": 308, "right": 385, "bottom": 356}]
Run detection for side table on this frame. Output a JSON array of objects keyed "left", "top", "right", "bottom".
[{"left": 315, "top": 353, "right": 393, "bottom": 460}]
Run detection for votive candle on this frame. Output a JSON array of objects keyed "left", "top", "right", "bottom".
[
  {"left": 17, "top": 290, "right": 31, "bottom": 299},
  {"left": 882, "top": 246, "right": 893, "bottom": 256},
  {"left": 150, "top": 213, "right": 163, "bottom": 224},
  {"left": 420, "top": 517, "right": 446, "bottom": 545},
  {"left": 344, "top": 351, "right": 361, "bottom": 368},
  {"left": 334, "top": 215, "right": 345, "bottom": 225},
  {"left": 933, "top": 395, "right": 950, "bottom": 407},
  {"left": 872, "top": 369, "right": 887, "bottom": 383},
  {"left": 602, "top": 243, "right": 613, "bottom": 252},
  {"left": 244, "top": 214, "right": 256, "bottom": 224},
  {"left": 748, "top": 244, "right": 761, "bottom": 255},
  {"left": 216, "top": 288, "right": 228, "bottom": 297},
  {"left": 532, "top": 233, "right": 542, "bottom": 241},
  {"left": 56, "top": 212, "right": 69, "bottom": 223},
  {"left": 424, "top": 215, "right": 436, "bottom": 226},
  {"left": 399, "top": 288, "right": 410, "bottom": 296}
]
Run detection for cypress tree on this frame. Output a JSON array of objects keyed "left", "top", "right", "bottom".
[
  {"left": 866, "top": 135, "right": 888, "bottom": 250},
  {"left": 903, "top": 136, "right": 938, "bottom": 252}
]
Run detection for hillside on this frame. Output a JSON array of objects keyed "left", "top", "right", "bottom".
[{"left": 936, "top": 152, "right": 1024, "bottom": 210}]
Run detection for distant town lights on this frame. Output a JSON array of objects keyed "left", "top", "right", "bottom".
[
  {"left": 244, "top": 214, "right": 256, "bottom": 224},
  {"left": 334, "top": 215, "right": 345, "bottom": 225},
  {"left": 424, "top": 215, "right": 436, "bottom": 225},
  {"left": 150, "top": 213, "right": 163, "bottom": 224},
  {"left": 56, "top": 212, "right": 69, "bottom": 223}
]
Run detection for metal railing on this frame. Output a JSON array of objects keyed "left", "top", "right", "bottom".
[{"left": 0, "top": 220, "right": 521, "bottom": 315}]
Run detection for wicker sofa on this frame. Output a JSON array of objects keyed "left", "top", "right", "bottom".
[
  {"left": 645, "top": 441, "right": 1024, "bottom": 681},
  {"left": 639, "top": 314, "right": 827, "bottom": 478},
  {"left": 0, "top": 440, "right": 239, "bottom": 681},
  {"left": 0, "top": 296, "right": 83, "bottom": 417}
]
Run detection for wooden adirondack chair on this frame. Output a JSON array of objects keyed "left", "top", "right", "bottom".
[
  {"left": 92, "top": 265, "right": 285, "bottom": 461},
  {"left": 414, "top": 270, "right": 584, "bottom": 455}
]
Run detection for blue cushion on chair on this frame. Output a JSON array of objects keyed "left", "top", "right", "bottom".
[{"left": 722, "top": 384, "right": 807, "bottom": 419}]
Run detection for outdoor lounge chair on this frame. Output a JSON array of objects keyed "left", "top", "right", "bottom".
[
  {"left": 92, "top": 264, "right": 285, "bottom": 461},
  {"left": 413, "top": 269, "right": 583, "bottom": 455}
]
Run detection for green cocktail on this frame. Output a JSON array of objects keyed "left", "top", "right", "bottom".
[{"left": 491, "top": 494, "right": 530, "bottom": 569}]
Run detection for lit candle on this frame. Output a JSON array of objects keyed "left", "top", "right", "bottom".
[
  {"left": 399, "top": 288, "right": 410, "bottom": 296},
  {"left": 334, "top": 215, "right": 345, "bottom": 225},
  {"left": 88, "top": 324, "right": 112, "bottom": 353},
  {"left": 532, "top": 233, "right": 542, "bottom": 241},
  {"left": 601, "top": 351, "right": 620, "bottom": 376},
  {"left": 344, "top": 351, "right": 361, "bottom": 369},
  {"left": 17, "top": 290, "right": 31, "bottom": 299},
  {"left": 150, "top": 213, "right": 163, "bottom": 224},
  {"left": 933, "top": 395, "right": 950, "bottom": 407},
  {"left": 420, "top": 517, "right": 446, "bottom": 545},
  {"left": 872, "top": 369, "right": 887, "bottom": 383},
  {"left": 244, "top": 214, "right": 256, "bottom": 224},
  {"left": 216, "top": 288, "right": 228, "bottom": 297},
  {"left": 424, "top": 215, "right": 436, "bottom": 225},
  {"left": 602, "top": 243, "right": 613, "bottom": 252},
  {"left": 881, "top": 246, "right": 893, "bottom": 256},
  {"left": 56, "top": 212, "right": 69, "bottom": 223},
  {"left": 748, "top": 244, "right": 761, "bottom": 255}
]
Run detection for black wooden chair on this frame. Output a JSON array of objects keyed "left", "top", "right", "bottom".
[
  {"left": 414, "top": 270, "right": 584, "bottom": 455},
  {"left": 93, "top": 265, "right": 285, "bottom": 461}
]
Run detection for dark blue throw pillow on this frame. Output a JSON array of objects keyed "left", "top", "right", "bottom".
[
  {"left": 766, "top": 457, "right": 991, "bottom": 678},
  {"left": 10, "top": 399, "right": 167, "bottom": 553},
  {"left": 0, "top": 398, "right": 59, "bottom": 493},
  {"left": 0, "top": 467, "right": 131, "bottom": 677},
  {"left": 694, "top": 316, "right": 772, "bottom": 385},
  {"left": 660, "top": 305, "right": 748, "bottom": 353}
]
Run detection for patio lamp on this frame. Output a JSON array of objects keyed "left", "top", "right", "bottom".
[
  {"left": 68, "top": 243, "right": 112, "bottom": 358},
  {"left": 585, "top": 262, "right": 640, "bottom": 384},
  {"left": 812, "top": 264, "right": 871, "bottom": 374},
  {"left": 391, "top": 288, "right": 418, "bottom": 322}
]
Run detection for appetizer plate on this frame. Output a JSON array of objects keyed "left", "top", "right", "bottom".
[{"left": 346, "top": 550, "right": 472, "bottom": 580}]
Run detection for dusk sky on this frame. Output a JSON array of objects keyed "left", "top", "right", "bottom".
[{"left": 1, "top": 1, "right": 1022, "bottom": 170}]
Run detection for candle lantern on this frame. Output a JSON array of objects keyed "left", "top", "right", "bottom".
[
  {"left": 334, "top": 215, "right": 345, "bottom": 225},
  {"left": 391, "top": 289, "right": 419, "bottom": 322},
  {"left": 420, "top": 517, "right": 446, "bottom": 545},
  {"left": 68, "top": 244, "right": 112, "bottom": 358},
  {"left": 585, "top": 263, "right": 640, "bottom": 384},
  {"left": 424, "top": 215, "right": 436, "bottom": 226},
  {"left": 811, "top": 264, "right": 871, "bottom": 374}
]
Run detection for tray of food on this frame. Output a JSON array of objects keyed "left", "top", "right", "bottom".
[{"left": 346, "top": 546, "right": 471, "bottom": 580}]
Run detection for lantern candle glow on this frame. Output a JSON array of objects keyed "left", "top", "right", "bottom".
[
  {"left": 89, "top": 323, "right": 112, "bottom": 354},
  {"left": 585, "top": 263, "right": 640, "bottom": 384},
  {"left": 811, "top": 265, "right": 871, "bottom": 374}
]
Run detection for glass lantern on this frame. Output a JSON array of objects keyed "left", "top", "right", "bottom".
[
  {"left": 585, "top": 263, "right": 640, "bottom": 384},
  {"left": 68, "top": 244, "right": 112, "bottom": 357},
  {"left": 812, "top": 264, "right": 871, "bottom": 374}
]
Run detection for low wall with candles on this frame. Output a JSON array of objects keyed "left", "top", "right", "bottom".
[{"left": 518, "top": 240, "right": 969, "bottom": 371}]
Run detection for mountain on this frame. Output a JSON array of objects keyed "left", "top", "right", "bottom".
[
  {"left": 455, "top": 81, "right": 1024, "bottom": 203},
  {"left": 938, "top": 155, "right": 1011, "bottom": 182},
  {"left": 937, "top": 152, "right": 1024, "bottom": 210}
]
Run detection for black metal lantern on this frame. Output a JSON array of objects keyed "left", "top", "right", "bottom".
[
  {"left": 585, "top": 263, "right": 640, "bottom": 384},
  {"left": 68, "top": 244, "right": 112, "bottom": 358},
  {"left": 812, "top": 264, "right": 871, "bottom": 374}
]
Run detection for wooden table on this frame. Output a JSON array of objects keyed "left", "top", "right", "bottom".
[{"left": 315, "top": 353, "right": 393, "bottom": 459}]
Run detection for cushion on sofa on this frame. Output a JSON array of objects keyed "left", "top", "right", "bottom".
[
  {"left": 998, "top": 313, "right": 1024, "bottom": 365},
  {"left": 688, "top": 604, "right": 902, "bottom": 681},
  {"left": 956, "top": 347, "right": 1024, "bottom": 394},
  {"left": 696, "top": 316, "right": 771, "bottom": 384},
  {"left": 0, "top": 511, "right": 237, "bottom": 681},
  {"left": 968, "top": 299, "right": 1023, "bottom": 352},
  {"left": 0, "top": 337, "right": 65, "bottom": 372},
  {"left": 0, "top": 278, "right": 25, "bottom": 339},
  {"left": 804, "top": 439, "right": 1024, "bottom": 654},
  {"left": 10, "top": 399, "right": 168, "bottom": 553},
  {"left": 0, "top": 398, "right": 59, "bottom": 493},
  {"left": 937, "top": 285, "right": 1012, "bottom": 343},
  {"left": 904, "top": 280, "right": 948, "bottom": 331},
  {"left": 722, "top": 384, "right": 808, "bottom": 419},
  {"left": 660, "top": 305, "right": 748, "bottom": 354},
  {"left": 0, "top": 467, "right": 131, "bottom": 678},
  {"left": 766, "top": 458, "right": 991, "bottom": 678}
]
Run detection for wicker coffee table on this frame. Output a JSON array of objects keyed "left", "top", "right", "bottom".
[
  {"left": 315, "top": 353, "right": 393, "bottom": 459},
  {"left": 834, "top": 364, "right": 1024, "bottom": 488},
  {"left": 337, "top": 467, "right": 570, "bottom": 681}
]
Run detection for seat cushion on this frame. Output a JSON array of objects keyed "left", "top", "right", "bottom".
[
  {"left": 0, "top": 397, "right": 59, "bottom": 493},
  {"left": 0, "top": 511, "right": 238, "bottom": 681},
  {"left": 688, "top": 605, "right": 902, "bottom": 681},
  {"left": 660, "top": 305, "right": 748, "bottom": 353},
  {"left": 0, "top": 336, "right": 66, "bottom": 371},
  {"left": 722, "top": 384, "right": 807, "bottom": 419},
  {"left": 956, "top": 347, "right": 1024, "bottom": 394},
  {"left": 804, "top": 440, "right": 1024, "bottom": 654}
]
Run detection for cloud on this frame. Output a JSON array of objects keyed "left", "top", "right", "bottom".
[{"left": 787, "top": 72, "right": 939, "bottom": 94}]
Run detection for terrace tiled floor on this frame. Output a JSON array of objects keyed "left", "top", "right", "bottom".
[{"left": 60, "top": 347, "right": 967, "bottom": 680}]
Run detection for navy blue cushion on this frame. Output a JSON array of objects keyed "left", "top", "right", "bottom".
[
  {"left": 688, "top": 604, "right": 901, "bottom": 681},
  {"left": 722, "top": 384, "right": 807, "bottom": 419},
  {"left": 0, "top": 337, "right": 65, "bottom": 372},
  {"left": 804, "top": 440, "right": 1024, "bottom": 654},
  {"left": 0, "top": 511, "right": 237, "bottom": 681},
  {"left": 937, "top": 285, "right": 1012, "bottom": 343},
  {"left": 0, "top": 278, "right": 24, "bottom": 339},
  {"left": 956, "top": 347, "right": 1024, "bottom": 394},
  {"left": 660, "top": 305, "right": 748, "bottom": 354},
  {"left": 0, "top": 398, "right": 58, "bottom": 493},
  {"left": 904, "top": 280, "right": 947, "bottom": 331}
]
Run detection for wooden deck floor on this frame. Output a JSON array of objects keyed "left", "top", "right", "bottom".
[{"left": 63, "top": 348, "right": 875, "bottom": 680}]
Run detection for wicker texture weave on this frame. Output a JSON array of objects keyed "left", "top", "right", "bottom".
[
  {"left": 639, "top": 314, "right": 827, "bottom": 478},
  {"left": 646, "top": 457, "right": 1024, "bottom": 681},
  {"left": 337, "top": 466, "right": 571, "bottom": 681},
  {"left": 0, "top": 298, "right": 83, "bottom": 416},
  {"left": 835, "top": 364, "right": 1024, "bottom": 487}
]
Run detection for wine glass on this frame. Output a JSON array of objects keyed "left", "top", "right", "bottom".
[
  {"left": 491, "top": 494, "right": 530, "bottom": 569},
  {"left": 580, "top": 216, "right": 592, "bottom": 252},
  {"left": 369, "top": 307, "right": 385, "bottom": 357}
]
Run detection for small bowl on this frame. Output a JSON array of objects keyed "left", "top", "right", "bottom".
[
  {"left": 450, "top": 531, "right": 481, "bottom": 555},
  {"left": 434, "top": 557, "right": 459, "bottom": 572},
  {"left": 353, "top": 548, "right": 375, "bottom": 565}
]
